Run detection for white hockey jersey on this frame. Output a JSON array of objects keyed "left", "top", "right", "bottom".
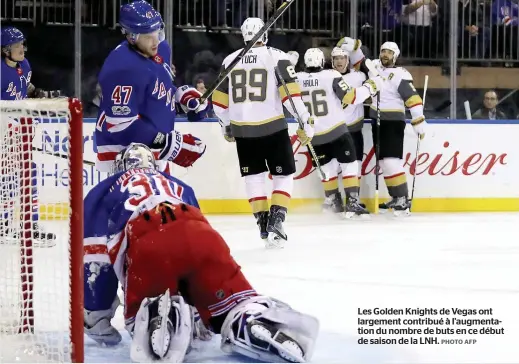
[
  {"left": 296, "top": 69, "right": 370, "bottom": 145},
  {"left": 368, "top": 60, "right": 424, "bottom": 123},
  {"left": 212, "top": 46, "right": 308, "bottom": 138},
  {"left": 341, "top": 70, "right": 367, "bottom": 133}
]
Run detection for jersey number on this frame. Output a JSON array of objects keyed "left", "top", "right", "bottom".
[
  {"left": 230, "top": 69, "right": 267, "bottom": 103},
  {"left": 301, "top": 89, "right": 328, "bottom": 117},
  {"left": 122, "top": 173, "right": 184, "bottom": 211},
  {"left": 111, "top": 85, "right": 133, "bottom": 105}
]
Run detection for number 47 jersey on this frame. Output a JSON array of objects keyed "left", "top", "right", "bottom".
[{"left": 296, "top": 69, "right": 371, "bottom": 145}]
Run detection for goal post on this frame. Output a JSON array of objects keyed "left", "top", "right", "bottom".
[{"left": 0, "top": 98, "right": 84, "bottom": 362}]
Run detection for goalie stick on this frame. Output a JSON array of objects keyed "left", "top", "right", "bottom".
[{"left": 196, "top": 0, "right": 296, "bottom": 108}]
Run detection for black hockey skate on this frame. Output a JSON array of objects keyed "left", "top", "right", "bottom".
[
  {"left": 265, "top": 205, "right": 287, "bottom": 249},
  {"left": 344, "top": 193, "right": 369, "bottom": 219},
  {"left": 379, "top": 196, "right": 411, "bottom": 217},
  {"left": 322, "top": 193, "right": 344, "bottom": 214},
  {"left": 253, "top": 211, "right": 269, "bottom": 241}
]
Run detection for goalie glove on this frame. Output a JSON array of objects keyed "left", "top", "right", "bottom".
[
  {"left": 156, "top": 130, "right": 206, "bottom": 168},
  {"left": 84, "top": 296, "right": 122, "bottom": 346},
  {"left": 296, "top": 113, "right": 315, "bottom": 146}
]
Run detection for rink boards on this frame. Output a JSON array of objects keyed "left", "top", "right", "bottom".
[{"left": 34, "top": 118, "right": 519, "bottom": 216}]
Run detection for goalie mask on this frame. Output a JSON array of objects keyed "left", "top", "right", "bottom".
[{"left": 112, "top": 143, "right": 157, "bottom": 174}]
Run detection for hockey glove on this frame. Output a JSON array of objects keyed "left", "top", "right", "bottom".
[
  {"left": 411, "top": 117, "right": 427, "bottom": 140},
  {"left": 173, "top": 133, "right": 206, "bottom": 167},
  {"left": 178, "top": 87, "right": 208, "bottom": 113},
  {"left": 363, "top": 76, "right": 384, "bottom": 96},
  {"left": 287, "top": 51, "right": 299, "bottom": 66},
  {"left": 84, "top": 296, "right": 122, "bottom": 346},
  {"left": 296, "top": 116, "right": 315, "bottom": 146},
  {"left": 337, "top": 37, "right": 362, "bottom": 53},
  {"left": 157, "top": 131, "right": 206, "bottom": 168},
  {"left": 222, "top": 124, "right": 235, "bottom": 143}
]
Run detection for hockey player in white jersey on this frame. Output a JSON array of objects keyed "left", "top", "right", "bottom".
[
  {"left": 296, "top": 48, "right": 383, "bottom": 218},
  {"left": 212, "top": 17, "right": 315, "bottom": 247},
  {"left": 337, "top": 38, "right": 426, "bottom": 216},
  {"left": 328, "top": 46, "right": 370, "bottom": 211}
]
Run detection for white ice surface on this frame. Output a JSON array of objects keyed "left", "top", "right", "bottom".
[{"left": 74, "top": 212, "right": 519, "bottom": 362}]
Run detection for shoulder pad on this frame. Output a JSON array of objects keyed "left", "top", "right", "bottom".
[{"left": 397, "top": 67, "right": 413, "bottom": 81}]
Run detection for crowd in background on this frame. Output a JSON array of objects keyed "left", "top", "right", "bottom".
[{"left": 2, "top": 0, "right": 518, "bottom": 119}]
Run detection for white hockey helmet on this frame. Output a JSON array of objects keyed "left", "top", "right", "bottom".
[
  {"left": 380, "top": 41, "right": 400, "bottom": 63},
  {"left": 304, "top": 48, "right": 325, "bottom": 69},
  {"left": 112, "top": 143, "right": 157, "bottom": 174},
  {"left": 241, "top": 17, "right": 267, "bottom": 44},
  {"left": 331, "top": 47, "right": 349, "bottom": 70}
]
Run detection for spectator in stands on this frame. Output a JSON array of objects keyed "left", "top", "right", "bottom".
[
  {"left": 359, "top": 0, "right": 403, "bottom": 58},
  {"left": 492, "top": 0, "right": 519, "bottom": 25},
  {"left": 472, "top": 90, "right": 507, "bottom": 119},
  {"left": 402, "top": 0, "right": 440, "bottom": 63},
  {"left": 491, "top": 0, "right": 518, "bottom": 66},
  {"left": 458, "top": 0, "right": 491, "bottom": 61},
  {"left": 213, "top": 0, "right": 250, "bottom": 27}
]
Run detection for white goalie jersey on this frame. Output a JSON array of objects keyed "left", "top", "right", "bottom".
[{"left": 296, "top": 69, "right": 369, "bottom": 145}]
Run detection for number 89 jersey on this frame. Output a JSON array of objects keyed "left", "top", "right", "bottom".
[{"left": 212, "top": 46, "right": 301, "bottom": 138}]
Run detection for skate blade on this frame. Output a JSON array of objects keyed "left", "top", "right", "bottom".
[
  {"left": 393, "top": 209, "right": 411, "bottom": 217},
  {"left": 266, "top": 233, "right": 285, "bottom": 249},
  {"left": 343, "top": 212, "right": 371, "bottom": 220}
]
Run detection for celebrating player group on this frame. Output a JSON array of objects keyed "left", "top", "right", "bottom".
[{"left": 1, "top": 0, "right": 427, "bottom": 361}]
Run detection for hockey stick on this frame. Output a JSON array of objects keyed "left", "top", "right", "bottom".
[
  {"left": 409, "top": 74, "right": 428, "bottom": 210},
  {"left": 374, "top": 92, "right": 381, "bottom": 214},
  {"left": 267, "top": 50, "right": 326, "bottom": 181},
  {"left": 197, "top": 0, "right": 296, "bottom": 106},
  {"left": 33, "top": 147, "right": 96, "bottom": 166}
]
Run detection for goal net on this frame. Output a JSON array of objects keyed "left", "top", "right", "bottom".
[{"left": 0, "top": 98, "right": 84, "bottom": 363}]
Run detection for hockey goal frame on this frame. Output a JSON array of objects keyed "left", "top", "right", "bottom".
[{"left": 0, "top": 97, "right": 84, "bottom": 362}]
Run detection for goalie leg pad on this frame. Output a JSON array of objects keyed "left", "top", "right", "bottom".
[
  {"left": 220, "top": 296, "right": 319, "bottom": 363},
  {"left": 130, "top": 290, "right": 193, "bottom": 363}
]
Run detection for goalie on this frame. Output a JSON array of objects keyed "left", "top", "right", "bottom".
[{"left": 83, "top": 143, "right": 319, "bottom": 363}]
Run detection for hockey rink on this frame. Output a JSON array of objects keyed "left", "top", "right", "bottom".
[
  {"left": 78, "top": 211, "right": 519, "bottom": 363},
  {"left": 15, "top": 211, "right": 515, "bottom": 363}
]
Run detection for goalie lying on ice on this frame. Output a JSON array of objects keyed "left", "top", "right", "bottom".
[{"left": 82, "top": 143, "right": 319, "bottom": 363}]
